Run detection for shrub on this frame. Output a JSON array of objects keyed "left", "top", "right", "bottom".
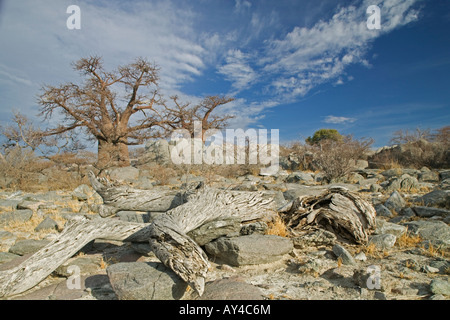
[
  {"left": 310, "top": 136, "right": 373, "bottom": 182},
  {"left": 306, "top": 129, "right": 342, "bottom": 145}
]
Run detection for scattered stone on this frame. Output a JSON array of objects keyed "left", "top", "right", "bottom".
[
  {"left": 430, "top": 279, "right": 450, "bottom": 296},
  {"left": 414, "top": 190, "right": 450, "bottom": 208},
  {"left": 0, "top": 209, "right": 33, "bottom": 224},
  {"left": 107, "top": 262, "right": 187, "bottom": 300},
  {"left": 187, "top": 217, "right": 241, "bottom": 246},
  {"left": 72, "top": 184, "right": 92, "bottom": 201},
  {"left": 197, "top": 277, "right": 264, "bottom": 300},
  {"left": 374, "top": 204, "right": 393, "bottom": 218},
  {"left": 412, "top": 206, "right": 450, "bottom": 218},
  {"left": 369, "top": 234, "right": 397, "bottom": 250},
  {"left": 0, "top": 251, "right": 20, "bottom": 264},
  {"left": 9, "top": 239, "right": 51, "bottom": 256},
  {"left": 239, "top": 221, "right": 268, "bottom": 236},
  {"left": 332, "top": 244, "right": 356, "bottom": 266},
  {"left": 0, "top": 230, "right": 17, "bottom": 248},
  {"left": 205, "top": 234, "right": 293, "bottom": 266},
  {"left": 418, "top": 170, "right": 439, "bottom": 183},
  {"left": 292, "top": 229, "right": 336, "bottom": 249},
  {"left": 285, "top": 171, "right": 314, "bottom": 184},
  {"left": 374, "top": 219, "right": 407, "bottom": 237},
  {"left": 354, "top": 252, "right": 367, "bottom": 262},
  {"left": 108, "top": 166, "right": 140, "bottom": 183},
  {"left": 402, "top": 220, "right": 450, "bottom": 246},
  {"left": 384, "top": 191, "right": 406, "bottom": 213},
  {"left": 34, "top": 216, "right": 59, "bottom": 232},
  {"left": 17, "top": 200, "right": 43, "bottom": 212},
  {"left": 55, "top": 256, "right": 102, "bottom": 277}
]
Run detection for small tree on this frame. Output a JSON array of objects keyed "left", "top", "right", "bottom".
[
  {"left": 311, "top": 135, "right": 373, "bottom": 182},
  {"left": 306, "top": 128, "right": 342, "bottom": 145}
]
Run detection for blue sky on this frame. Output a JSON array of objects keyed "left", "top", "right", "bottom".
[{"left": 0, "top": 0, "right": 449, "bottom": 148}]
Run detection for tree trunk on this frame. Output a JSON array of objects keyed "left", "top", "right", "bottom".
[
  {"left": 97, "top": 139, "right": 130, "bottom": 168},
  {"left": 279, "top": 186, "right": 376, "bottom": 244}
]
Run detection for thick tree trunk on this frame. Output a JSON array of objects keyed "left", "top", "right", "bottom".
[
  {"left": 279, "top": 186, "right": 376, "bottom": 244},
  {"left": 97, "top": 139, "right": 130, "bottom": 168}
]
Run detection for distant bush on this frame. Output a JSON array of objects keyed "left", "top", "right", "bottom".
[
  {"left": 285, "top": 133, "right": 373, "bottom": 182},
  {"left": 369, "top": 126, "right": 449, "bottom": 169},
  {"left": 306, "top": 129, "right": 342, "bottom": 145}
]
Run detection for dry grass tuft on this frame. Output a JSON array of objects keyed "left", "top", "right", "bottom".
[
  {"left": 265, "top": 216, "right": 288, "bottom": 237},
  {"left": 395, "top": 233, "right": 422, "bottom": 248}
]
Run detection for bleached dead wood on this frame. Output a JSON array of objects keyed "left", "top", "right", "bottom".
[
  {"left": 0, "top": 216, "right": 150, "bottom": 298},
  {"left": 279, "top": 186, "right": 376, "bottom": 244},
  {"left": 0, "top": 173, "right": 276, "bottom": 298}
]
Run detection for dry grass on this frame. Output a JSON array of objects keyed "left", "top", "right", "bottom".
[
  {"left": 265, "top": 216, "right": 288, "bottom": 237},
  {"left": 395, "top": 233, "right": 422, "bottom": 248}
]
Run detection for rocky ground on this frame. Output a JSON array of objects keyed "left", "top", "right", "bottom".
[{"left": 0, "top": 165, "right": 449, "bottom": 300}]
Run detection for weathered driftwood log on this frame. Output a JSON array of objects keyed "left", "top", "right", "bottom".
[
  {"left": 89, "top": 172, "right": 189, "bottom": 217},
  {"left": 279, "top": 186, "right": 376, "bottom": 244},
  {"left": 0, "top": 173, "right": 276, "bottom": 298},
  {"left": 0, "top": 216, "right": 150, "bottom": 298}
]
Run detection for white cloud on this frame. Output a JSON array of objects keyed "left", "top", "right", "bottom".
[
  {"left": 324, "top": 115, "right": 357, "bottom": 124},
  {"left": 217, "top": 49, "right": 258, "bottom": 94},
  {"left": 234, "top": 0, "right": 252, "bottom": 13},
  {"left": 261, "top": 0, "right": 420, "bottom": 100}
]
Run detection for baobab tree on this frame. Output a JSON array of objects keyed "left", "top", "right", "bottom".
[
  {"left": 38, "top": 56, "right": 234, "bottom": 167},
  {"left": 163, "top": 95, "right": 235, "bottom": 141}
]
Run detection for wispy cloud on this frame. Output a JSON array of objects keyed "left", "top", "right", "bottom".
[
  {"left": 217, "top": 49, "right": 257, "bottom": 94},
  {"left": 324, "top": 115, "right": 357, "bottom": 124}
]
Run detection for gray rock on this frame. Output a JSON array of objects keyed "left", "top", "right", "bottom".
[
  {"left": 414, "top": 190, "right": 450, "bottom": 208},
  {"left": 374, "top": 204, "right": 393, "bottom": 218},
  {"left": 0, "top": 209, "right": 33, "bottom": 224},
  {"left": 198, "top": 277, "right": 264, "bottom": 300},
  {"left": 17, "top": 200, "right": 43, "bottom": 212},
  {"left": 72, "top": 184, "right": 92, "bottom": 201},
  {"left": 430, "top": 279, "right": 450, "bottom": 296},
  {"left": 239, "top": 221, "right": 268, "bottom": 236},
  {"left": 384, "top": 191, "right": 406, "bottom": 213},
  {"left": 374, "top": 219, "right": 407, "bottom": 237},
  {"left": 0, "top": 199, "right": 21, "bottom": 211},
  {"left": 369, "top": 234, "right": 397, "bottom": 250},
  {"left": 143, "top": 139, "right": 171, "bottom": 164},
  {"left": 332, "top": 244, "right": 356, "bottom": 265},
  {"left": 418, "top": 171, "right": 439, "bottom": 183},
  {"left": 370, "top": 184, "right": 382, "bottom": 192},
  {"left": 9, "top": 239, "right": 50, "bottom": 256},
  {"left": 55, "top": 256, "right": 102, "bottom": 277},
  {"left": 412, "top": 206, "right": 450, "bottom": 218},
  {"left": 285, "top": 171, "right": 314, "bottom": 184},
  {"left": 399, "top": 207, "right": 416, "bottom": 217},
  {"left": 0, "top": 230, "right": 17, "bottom": 248},
  {"left": 0, "top": 252, "right": 20, "bottom": 264},
  {"left": 34, "top": 216, "right": 59, "bottom": 232},
  {"left": 107, "top": 262, "right": 187, "bottom": 300},
  {"left": 439, "top": 170, "right": 450, "bottom": 181},
  {"left": 385, "top": 174, "right": 419, "bottom": 192},
  {"left": 187, "top": 217, "right": 242, "bottom": 246},
  {"left": 205, "top": 234, "right": 293, "bottom": 266},
  {"left": 293, "top": 229, "right": 336, "bottom": 249},
  {"left": 116, "top": 211, "right": 150, "bottom": 223},
  {"left": 402, "top": 220, "right": 450, "bottom": 246},
  {"left": 108, "top": 166, "right": 140, "bottom": 183}
]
